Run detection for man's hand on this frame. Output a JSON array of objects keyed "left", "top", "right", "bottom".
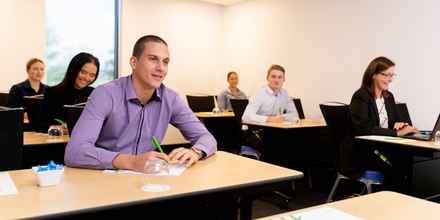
[
  {"left": 168, "top": 147, "right": 202, "bottom": 167},
  {"left": 267, "top": 116, "right": 284, "bottom": 123},
  {"left": 112, "top": 151, "right": 169, "bottom": 172}
]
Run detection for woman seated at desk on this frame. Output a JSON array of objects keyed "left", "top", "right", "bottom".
[
  {"left": 345, "top": 56, "right": 417, "bottom": 183},
  {"left": 217, "top": 71, "right": 247, "bottom": 112},
  {"left": 42, "top": 52, "right": 100, "bottom": 130},
  {"left": 8, "top": 58, "right": 48, "bottom": 108}
]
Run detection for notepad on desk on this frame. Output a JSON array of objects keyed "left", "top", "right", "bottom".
[
  {"left": 274, "top": 207, "right": 363, "bottom": 220},
  {"left": 0, "top": 172, "right": 18, "bottom": 196}
]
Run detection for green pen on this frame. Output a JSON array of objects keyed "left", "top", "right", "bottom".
[
  {"left": 54, "top": 118, "right": 65, "bottom": 125},
  {"left": 151, "top": 136, "right": 164, "bottom": 154}
]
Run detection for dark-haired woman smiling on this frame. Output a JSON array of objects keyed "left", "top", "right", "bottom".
[
  {"left": 343, "top": 56, "right": 417, "bottom": 184},
  {"left": 42, "top": 52, "right": 100, "bottom": 130}
]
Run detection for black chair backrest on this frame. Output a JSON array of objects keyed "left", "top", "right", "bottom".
[
  {"left": 293, "top": 98, "right": 305, "bottom": 119},
  {"left": 23, "top": 96, "right": 45, "bottom": 131},
  {"left": 0, "top": 107, "right": 23, "bottom": 171},
  {"left": 396, "top": 103, "right": 412, "bottom": 126},
  {"left": 319, "top": 103, "right": 351, "bottom": 147},
  {"left": 230, "top": 99, "right": 249, "bottom": 120},
  {"left": 0, "top": 93, "right": 8, "bottom": 106},
  {"left": 64, "top": 105, "right": 85, "bottom": 135},
  {"left": 186, "top": 95, "right": 215, "bottom": 112}
]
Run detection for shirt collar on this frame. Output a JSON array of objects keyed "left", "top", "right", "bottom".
[
  {"left": 126, "top": 75, "right": 162, "bottom": 103},
  {"left": 265, "top": 85, "right": 280, "bottom": 96}
]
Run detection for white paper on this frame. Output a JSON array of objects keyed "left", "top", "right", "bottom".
[
  {"left": 274, "top": 207, "right": 363, "bottom": 220},
  {"left": 103, "top": 164, "right": 186, "bottom": 176},
  {"left": 371, "top": 135, "right": 415, "bottom": 143},
  {"left": 0, "top": 172, "right": 18, "bottom": 196}
]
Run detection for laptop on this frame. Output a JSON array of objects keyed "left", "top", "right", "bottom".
[{"left": 403, "top": 113, "right": 440, "bottom": 141}]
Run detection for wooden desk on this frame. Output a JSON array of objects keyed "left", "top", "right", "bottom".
[
  {"left": 259, "top": 191, "right": 440, "bottom": 220},
  {"left": 243, "top": 118, "right": 326, "bottom": 129},
  {"left": 0, "top": 151, "right": 303, "bottom": 219},
  {"left": 356, "top": 135, "right": 440, "bottom": 198},
  {"left": 24, "top": 132, "right": 70, "bottom": 146},
  {"left": 195, "top": 111, "right": 235, "bottom": 118},
  {"left": 357, "top": 135, "right": 440, "bottom": 151}
]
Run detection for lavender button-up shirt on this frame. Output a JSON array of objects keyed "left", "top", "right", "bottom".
[{"left": 65, "top": 75, "right": 217, "bottom": 169}]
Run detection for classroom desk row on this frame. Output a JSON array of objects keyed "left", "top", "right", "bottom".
[
  {"left": 0, "top": 151, "right": 303, "bottom": 219},
  {"left": 260, "top": 191, "right": 440, "bottom": 220}
]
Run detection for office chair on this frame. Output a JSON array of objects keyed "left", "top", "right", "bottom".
[
  {"left": 64, "top": 105, "right": 85, "bottom": 135},
  {"left": 23, "top": 96, "right": 45, "bottom": 132},
  {"left": 0, "top": 106, "right": 24, "bottom": 171},
  {"left": 292, "top": 98, "right": 305, "bottom": 119},
  {"left": 320, "top": 102, "right": 382, "bottom": 203},
  {"left": 0, "top": 93, "right": 8, "bottom": 106},
  {"left": 396, "top": 102, "right": 412, "bottom": 126},
  {"left": 186, "top": 95, "right": 215, "bottom": 112}
]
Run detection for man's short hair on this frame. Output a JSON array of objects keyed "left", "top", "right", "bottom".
[
  {"left": 132, "top": 35, "right": 168, "bottom": 58},
  {"left": 266, "top": 64, "right": 285, "bottom": 78}
]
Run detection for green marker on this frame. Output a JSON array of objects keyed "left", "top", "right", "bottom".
[
  {"left": 54, "top": 118, "right": 65, "bottom": 125},
  {"left": 151, "top": 136, "right": 164, "bottom": 153}
]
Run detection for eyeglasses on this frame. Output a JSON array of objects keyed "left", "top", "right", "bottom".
[{"left": 379, "top": 72, "right": 397, "bottom": 78}]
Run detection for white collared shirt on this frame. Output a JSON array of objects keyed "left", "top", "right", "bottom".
[{"left": 242, "top": 85, "right": 298, "bottom": 123}]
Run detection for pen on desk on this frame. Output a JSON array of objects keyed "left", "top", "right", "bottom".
[
  {"left": 151, "top": 136, "right": 164, "bottom": 154},
  {"left": 54, "top": 118, "right": 65, "bottom": 125}
]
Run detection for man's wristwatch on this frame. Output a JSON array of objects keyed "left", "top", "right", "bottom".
[{"left": 191, "top": 147, "right": 205, "bottom": 160}]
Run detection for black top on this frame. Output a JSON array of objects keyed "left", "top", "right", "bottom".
[
  {"left": 42, "top": 85, "right": 94, "bottom": 128},
  {"left": 350, "top": 87, "right": 404, "bottom": 137},
  {"left": 338, "top": 87, "right": 407, "bottom": 178},
  {"left": 8, "top": 80, "right": 48, "bottom": 108}
]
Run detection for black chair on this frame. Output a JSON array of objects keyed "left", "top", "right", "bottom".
[
  {"left": 396, "top": 103, "right": 412, "bottom": 126},
  {"left": 0, "top": 93, "right": 8, "bottom": 106},
  {"left": 320, "top": 102, "right": 379, "bottom": 202},
  {"left": 186, "top": 95, "right": 215, "bottom": 112},
  {"left": 23, "top": 96, "right": 45, "bottom": 132},
  {"left": 0, "top": 106, "right": 24, "bottom": 171},
  {"left": 230, "top": 99, "right": 249, "bottom": 120},
  {"left": 64, "top": 105, "right": 85, "bottom": 135},
  {"left": 293, "top": 98, "right": 305, "bottom": 119}
]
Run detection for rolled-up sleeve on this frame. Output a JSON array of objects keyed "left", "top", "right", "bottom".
[
  {"left": 170, "top": 95, "right": 217, "bottom": 157},
  {"left": 64, "top": 87, "right": 119, "bottom": 169}
]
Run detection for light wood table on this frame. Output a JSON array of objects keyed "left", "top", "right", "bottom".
[
  {"left": 0, "top": 151, "right": 303, "bottom": 219},
  {"left": 243, "top": 118, "right": 326, "bottom": 129},
  {"left": 195, "top": 111, "right": 235, "bottom": 118},
  {"left": 259, "top": 191, "right": 440, "bottom": 220},
  {"left": 356, "top": 135, "right": 440, "bottom": 199},
  {"left": 24, "top": 132, "right": 70, "bottom": 146},
  {"left": 356, "top": 135, "right": 440, "bottom": 151}
]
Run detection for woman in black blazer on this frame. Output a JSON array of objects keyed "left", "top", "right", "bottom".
[
  {"left": 341, "top": 56, "right": 417, "bottom": 180},
  {"left": 39, "top": 52, "right": 100, "bottom": 132},
  {"left": 351, "top": 57, "right": 417, "bottom": 137}
]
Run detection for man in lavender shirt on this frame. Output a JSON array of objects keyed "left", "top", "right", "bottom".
[{"left": 65, "top": 35, "right": 217, "bottom": 171}]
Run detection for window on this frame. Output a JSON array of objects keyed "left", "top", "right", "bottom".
[{"left": 45, "top": 0, "right": 119, "bottom": 86}]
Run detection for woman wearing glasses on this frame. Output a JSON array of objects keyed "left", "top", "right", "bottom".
[
  {"left": 41, "top": 52, "right": 100, "bottom": 131},
  {"left": 341, "top": 56, "right": 417, "bottom": 183},
  {"left": 350, "top": 56, "right": 416, "bottom": 136}
]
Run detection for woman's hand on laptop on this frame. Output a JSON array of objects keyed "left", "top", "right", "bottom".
[
  {"left": 393, "top": 122, "right": 409, "bottom": 130},
  {"left": 397, "top": 125, "right": 418, "bottom": 136}
]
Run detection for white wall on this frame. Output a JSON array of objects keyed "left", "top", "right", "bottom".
[
  {"left": 223, "top": 0, "right": 440, "bottom": 129},
  {"left": 120, "top": 0, "right": 226, "bottom": 144},
  {"left": 0, "top": 0, "right": 45, "bottom": 92}
]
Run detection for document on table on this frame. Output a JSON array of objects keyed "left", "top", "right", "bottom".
[
  {"left": 273, "top": 207, "right": 363, "bottom": 220},
  {"left": 103, "top": 164, "right": 186, "bottom": 176},
  {"left": 0, "top": 172, "right": 18, "bottom": 196}
]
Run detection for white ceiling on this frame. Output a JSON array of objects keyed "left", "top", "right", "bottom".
[{"left": 198, "top": 0, "right": 246, "bottom": 6}]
